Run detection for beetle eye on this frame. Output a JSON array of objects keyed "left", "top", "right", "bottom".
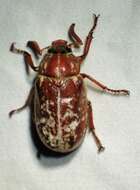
[
  {"left": 60, "top": 46, "right": 66, "bottom": 53},
  {"left": 48, "top": 48, "right": 57, "bottom": 53},
  {"left": 66, "top": 47, "right": 72, "bottom": 53}
]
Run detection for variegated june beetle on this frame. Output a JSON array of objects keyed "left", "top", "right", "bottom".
[{"left": 9, "top": 14, "right": 129, "bottom": 154}]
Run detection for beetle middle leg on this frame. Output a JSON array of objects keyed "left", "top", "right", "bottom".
[
  {"left": 87, "top": 101, "right": 105, "bottom": 153},
  {"left": 9, "top": 87, "right": 34, "bottom": 118},
  {"left": 10, "top": 43, "right": 39, "bottom": 74},
  {"left": 81, "top": 73, "right": 130, "bottom": 96}
]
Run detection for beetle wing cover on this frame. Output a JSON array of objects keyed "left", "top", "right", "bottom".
[{"left": 34, "top": 75, "right": 87, "bottom": 153}]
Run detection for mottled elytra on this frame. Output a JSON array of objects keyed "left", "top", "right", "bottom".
[{"left": 9, "top": 14, "right": 130, "bottom": 154}]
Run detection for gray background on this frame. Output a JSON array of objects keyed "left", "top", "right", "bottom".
[{"left": 0, "top": 0, "right": 139, "bottom": 190}]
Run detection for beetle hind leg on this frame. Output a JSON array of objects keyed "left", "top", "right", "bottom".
[
  {"left": 9, "top": 104, "right": 28, "bottom": 118},
  {"left": 87, "top": 101, "right": 105, "bottom": 153},
  {"left": 9, "top": 87, "right": 34, "bottom": 118}
]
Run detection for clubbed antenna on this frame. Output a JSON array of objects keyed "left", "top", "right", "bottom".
[{"left": 68, "top": 23, "right": 83, "bottom": 48}]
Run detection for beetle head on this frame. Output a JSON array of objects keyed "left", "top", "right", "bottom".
[{"left": 48, "top": 39, "right": 72, "bottom": 54}]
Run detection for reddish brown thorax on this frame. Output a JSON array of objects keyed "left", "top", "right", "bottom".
[{"left": 38, "top": 39, "right": 81, "bottom": 78}]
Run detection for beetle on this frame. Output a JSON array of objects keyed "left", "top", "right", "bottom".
[{"left": 9, "top": 14, "right": 129, "bottom": 154}]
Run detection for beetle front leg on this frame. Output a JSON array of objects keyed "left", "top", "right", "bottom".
[
  {"left": 81, "top": 73, "right": 130, "bottom": 96},
  {"left": 79, "top": 14, "right": 100, "bottom": 60},
  {"left": 10, "top": 43, "right": 39, "bottom": 74},
  {"left": 9, "top": 87, "right": 34, "bottom": 118},
  {"left": 88, "top": 101, "right": 105, "bottom": 153}
]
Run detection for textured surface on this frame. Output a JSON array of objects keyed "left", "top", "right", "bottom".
[{"left": 0, "top": 0, "right": 139, "bottom": 190}]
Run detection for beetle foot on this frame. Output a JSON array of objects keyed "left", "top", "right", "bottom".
[
  {"left": 9, "top": 110, "right": 16, "bottom": 118},
  {"left": 118, "top": 89, "right": 130, "bottom": 96},
  {"left": 124, "top": 90, "right": 130, "bottom": 96},
  {"left": 10, "top": 42, "right": 16, "bottom": 51},
  {"left": 104, "top": 88, "right": 130, "bottom": 96},
  {"left": 98, "top": 146, "right": 105, "bottom": 153}
]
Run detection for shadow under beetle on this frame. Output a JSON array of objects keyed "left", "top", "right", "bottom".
[{"left": 9, "top": 14, "right": 130, "bottom": 154}]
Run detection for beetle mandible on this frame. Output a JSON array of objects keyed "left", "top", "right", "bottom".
[{"left": 9, "top": 14, "right": 130, "bottom": 153}]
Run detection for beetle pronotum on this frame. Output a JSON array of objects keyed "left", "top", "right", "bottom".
[{"left": 9, "top": 14, "right": 129, "bottom": 154}]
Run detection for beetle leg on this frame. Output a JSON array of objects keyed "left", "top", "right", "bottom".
[
  {"left": 10, "top": 43, "right": 39, "bottom": 74},
  {"left": 9, "top": 87, "right": 34, "bottom": 118},
  {"left": 27, "top": 41, "right": 42, "bottom": 58},
  {"left": 81, "top": 73, "right": 130, "bottom": 96},
  {"left": 88, "top": 101, "right": 105, "bottom": 153},
  {"left": 79, "top": 14, "right": 100, "bottom": 60}
]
